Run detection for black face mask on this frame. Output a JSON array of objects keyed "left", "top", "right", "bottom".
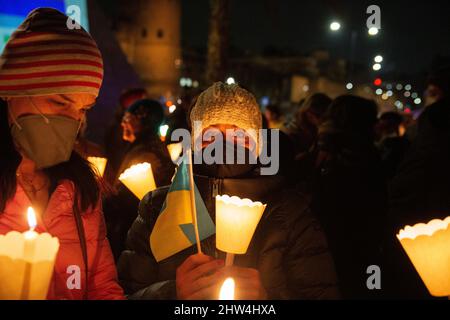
[{"left": 193, "top": 141, "right": 257, "bottom": 179}]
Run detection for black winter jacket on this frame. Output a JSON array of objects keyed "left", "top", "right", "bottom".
[{"left": 117, "top": 165, "right": 340, "bottom": 300}]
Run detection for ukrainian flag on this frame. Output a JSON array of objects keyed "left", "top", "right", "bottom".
[{"left": 150, "top": 160, "right": 216, "bottom": 262}]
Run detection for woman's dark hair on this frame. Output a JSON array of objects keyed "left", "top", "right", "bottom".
[
  {"left": 119, "top": 87, "right": 148, "bottom": 109},
  {"left": 379, "top": 111, "right": 404, "bottom": 134},
  {"left": 265, "top": 104, "right": 281, "bottom": 118},
  {"left": 126, "top": 98, "right": 165, "bottom": 136},
  {"left": 326, "top": 95, "right": 378, "bottom": 137},
  {"left": 296, "top": 93, "right": 332, "bottom": 127},
  {"left": 0, "top": 99, "right": 100, "bottom": 213}
]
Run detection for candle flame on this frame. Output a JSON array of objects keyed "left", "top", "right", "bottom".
[
  {"left": 219, "top": 277, "right": 235, "bottom": 300},
  {"left": 27, "top": 207, "right": 37, "bottom": 231}
]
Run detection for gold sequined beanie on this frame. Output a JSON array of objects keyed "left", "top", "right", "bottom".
[{"left": 190, "top": 82, "right": 262, "bottom": 152}]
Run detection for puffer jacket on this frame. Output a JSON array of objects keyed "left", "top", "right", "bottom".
[
  {"left": 118, "top": 165, "right": 340, "bottom": 300},
  {"left": 0, "top": 181, "right": 125, "bottom": 300}
]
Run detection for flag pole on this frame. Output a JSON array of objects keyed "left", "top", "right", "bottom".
[{"left": 187, "top": 147, "right": 202, "bottom": 254}]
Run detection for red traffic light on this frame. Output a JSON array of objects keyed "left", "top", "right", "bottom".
[{"left": 374, "top": 78, "right": 382, "bottom": 86}]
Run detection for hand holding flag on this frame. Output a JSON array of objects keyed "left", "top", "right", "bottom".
[{"left": 150, "top": 151, "right": 215, "bottom": 262}]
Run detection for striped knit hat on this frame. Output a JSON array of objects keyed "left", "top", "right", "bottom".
[{"left": 0, "top": 8, "right": 103, "bottom": 98}]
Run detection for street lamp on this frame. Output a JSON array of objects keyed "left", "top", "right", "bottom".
[
  {"left": 330, "top": 21, "right": 341, "bottom": 31},
  {"left": 373, "top": 63, "right": 382, "bottom": 71},
  {"left": 374, "top": 55, "right": 383, "bottom": 63},
  {"left": 368, "top": 27, "right": 379, "bottom": 36},
  {"left": 226, "top": 77, "right": 235, "bottom": 85}
]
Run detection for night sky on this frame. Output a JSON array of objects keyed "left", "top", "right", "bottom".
[{"left": 181, "top": 0, "right": 450, "bottom": 75}]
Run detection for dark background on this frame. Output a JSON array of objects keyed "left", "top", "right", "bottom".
[{"left": 181, "top": 0, "right": 450, "bottom": 75}]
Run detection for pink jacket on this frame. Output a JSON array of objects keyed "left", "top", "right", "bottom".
[{"left": 0, "top": 181, "right": 125, "bottom": 300}]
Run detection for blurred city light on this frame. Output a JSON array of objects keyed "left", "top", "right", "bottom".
[
  {"left": 159, "top": 125, "right": 169, "bottom": 138},
  {"left": 374, "top": 78, "right": 382, "bottom": 86},
  {"left": 330, "top": 21, "right": 341, "bottom": 31},
  {"left": 260, "top": 96, "right": 270, "bottom": 107},
  {"left": 374, "top": 55, "right": 383, "bottom": 63},
  {"left": 376, "top": 88, "right": 383, "bottom": 95},
  {"left": 414, "top": 98, "right": 422, "bottom": 105},
  {"left": 180, "top": 77, "right": 193, "bottom": 87},
  {"left": 368, "top": 27, "right": 379, "bottom": 36},
  {"left": 405, "top": 84, "right": 412, "bottom": 91},
  {"left": 346, "top": 82, "right": 353, "bottom": 90},
  {"left": 373, "top": 63, "right": 382, "bottom": 71},
  {"left": 226, "top": 77, "right": 236, "bottom": 85}
]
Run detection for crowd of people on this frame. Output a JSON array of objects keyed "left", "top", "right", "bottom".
[{"left": 0, "top": 8, "right": 449, "bottom": 300}]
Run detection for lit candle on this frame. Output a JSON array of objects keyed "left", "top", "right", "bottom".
[
  {"left": 215, "top": 195, "right": 267, "bottom": 254},
  {"left": 167, "top": 142, "right": 183, "bottom": 163},
  {"left": 215, "top": 195, "right": 266, "bottom": 300},
  {"left": 0, "top": 207, "right": 60, "bottom": 300},
  {"left": 119, "top": 162, "right": 157, "bottom": 200},
  {"left": 219, "top": 277, "right": 235, "bottom": 300},
  {"left": 87, "top": 157, "right": 107, "bottom": 177},
  {"left": 397, "top": 216, "right": 450, "bottom": 297}
]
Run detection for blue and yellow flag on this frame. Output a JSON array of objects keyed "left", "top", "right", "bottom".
[{"left": 150, "top": 160, "right": 216, "bottom": 262}]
